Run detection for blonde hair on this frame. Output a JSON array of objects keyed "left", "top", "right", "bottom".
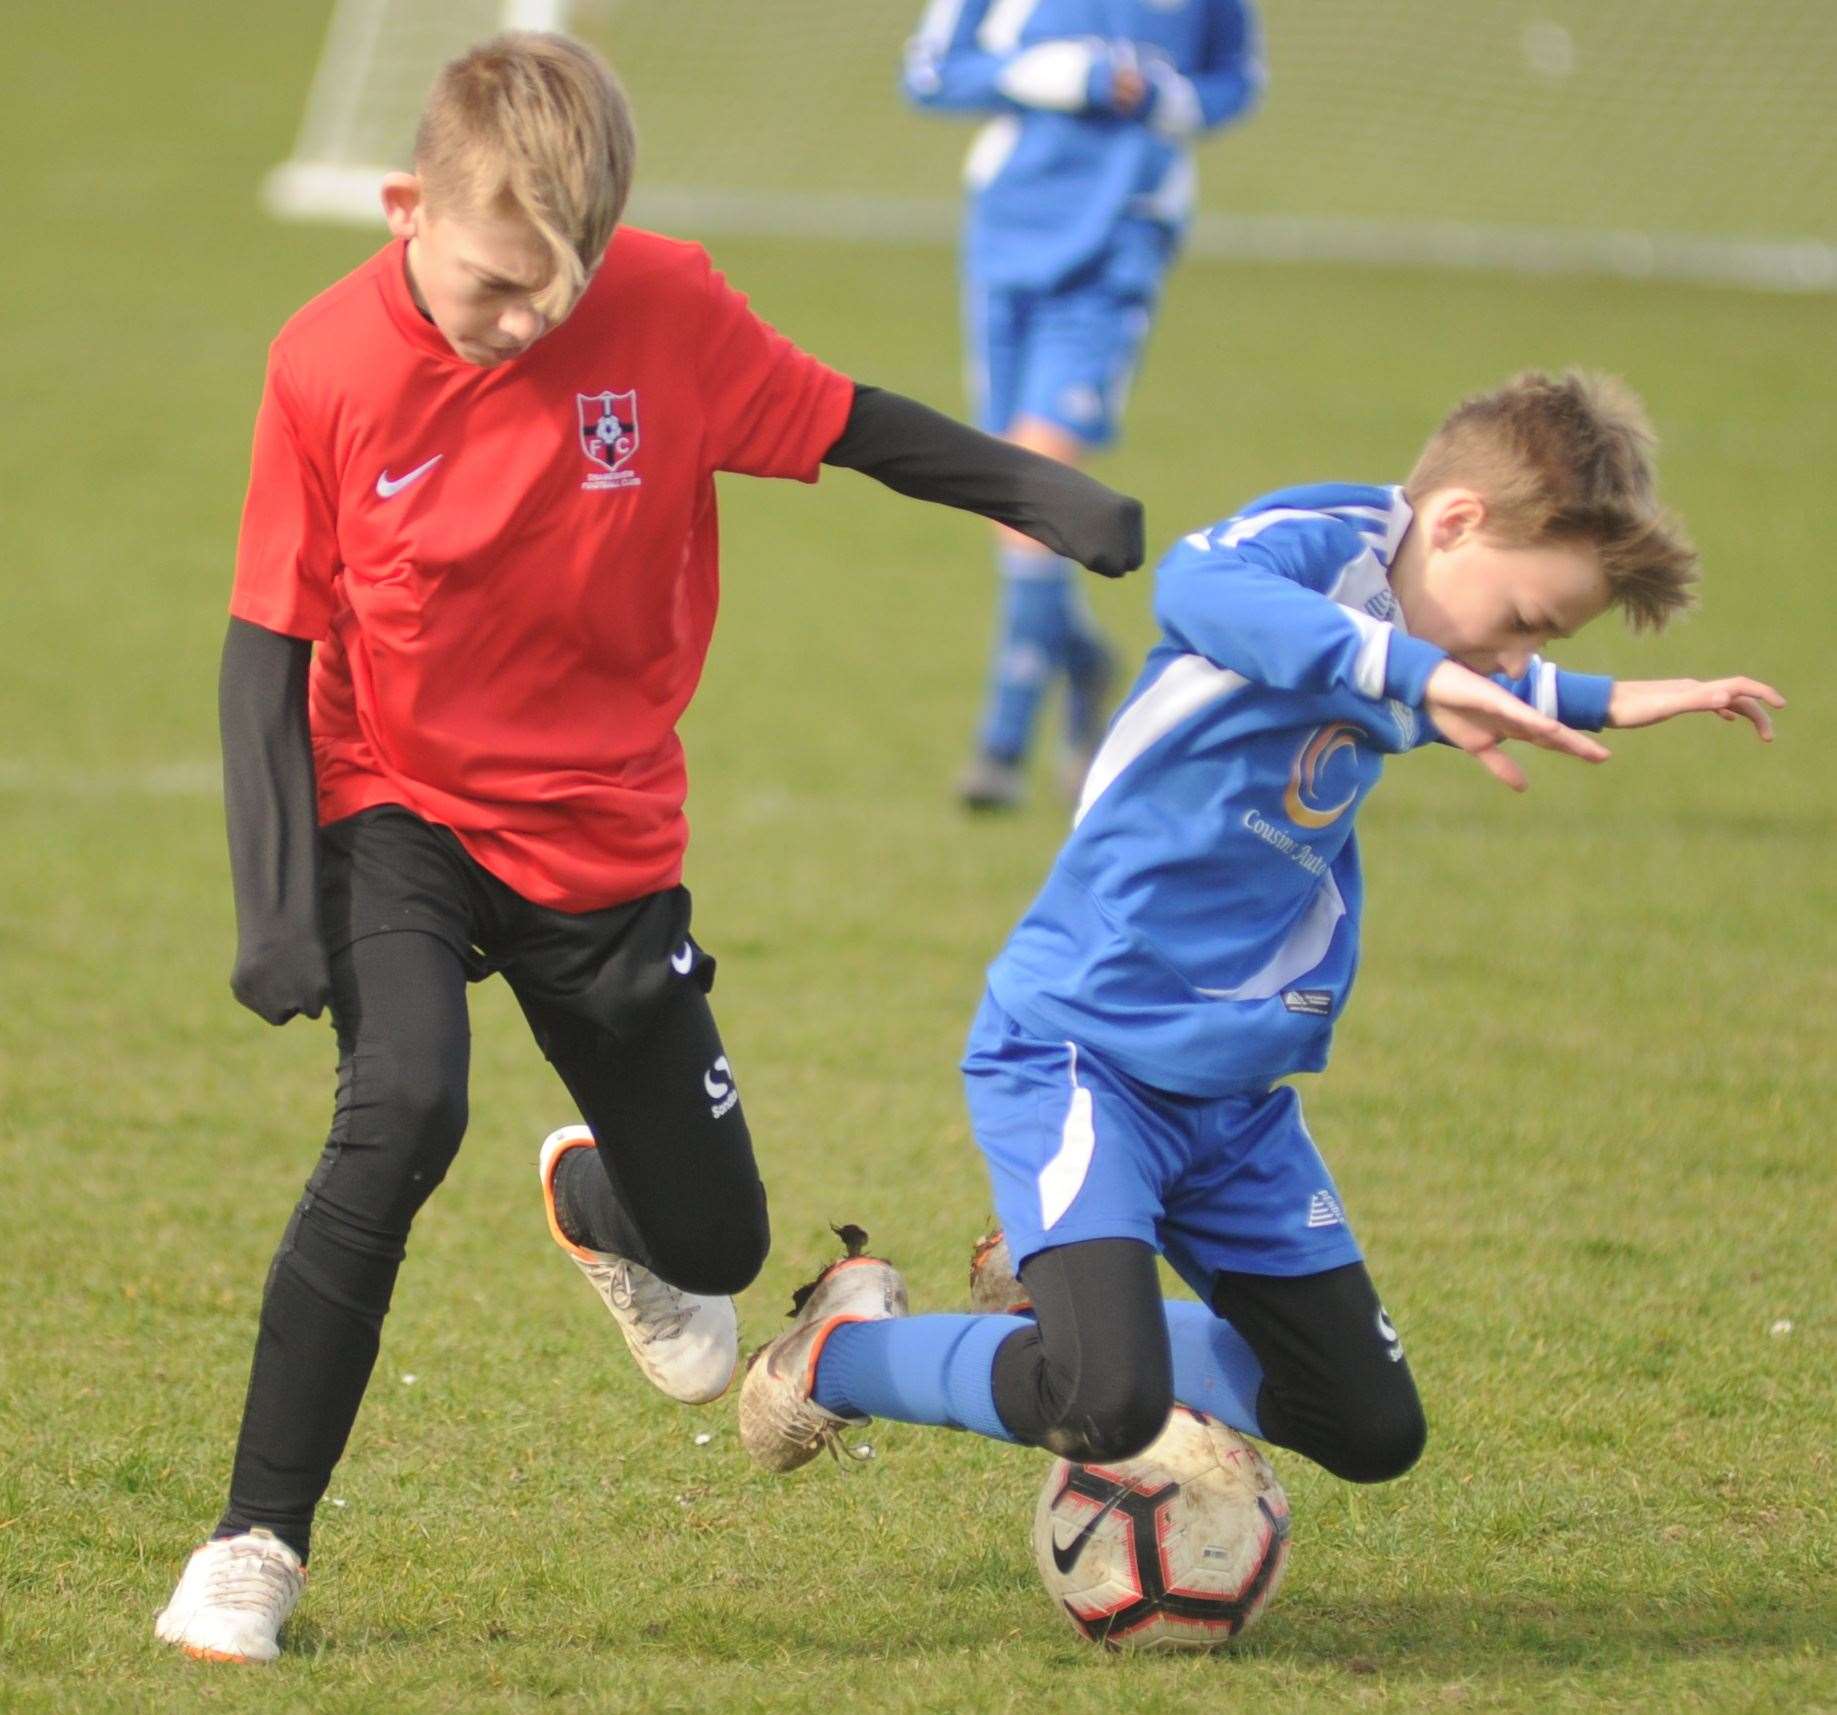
[
  {"left": 414, "top": 32, "right": 636, "bottom": 322},
  {"left": 1406, "top": 370, "right": 1699, "bottom": 631}
]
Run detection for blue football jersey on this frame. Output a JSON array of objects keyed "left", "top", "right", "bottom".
[
  {"left": 985, "top": 484, "right": 1615, "bottom": 1095},
  {"left": 904, "top": 0, "right": 1263, "bottom": 291}
]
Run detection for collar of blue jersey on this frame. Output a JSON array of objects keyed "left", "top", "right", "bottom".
[{"left": 1379, "top": 486, "right": 1413, "bottom": 570}]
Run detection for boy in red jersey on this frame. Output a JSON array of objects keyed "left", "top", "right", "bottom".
[{"left": 155, "top": 33, "right": 1142, "bottom": 1663}]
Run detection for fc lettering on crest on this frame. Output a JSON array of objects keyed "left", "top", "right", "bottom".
[{"left": 578, "top": 390, "right": 641, "bottom": 490}]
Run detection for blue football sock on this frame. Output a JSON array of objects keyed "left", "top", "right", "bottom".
[
  {"left": 813, "top": 1302, "right": 1266, "bottom": 1449},
  {"left": 976, "top": 549, "right": 1075, "bottom": 764},
  {"left": 1164, "top": 1298, "right": 1266, "bottom": 1439},
  {"left": 813, "top": 1314, "right": 1025, "bottom": 1442}
]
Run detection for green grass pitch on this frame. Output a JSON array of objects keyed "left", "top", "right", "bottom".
[{"left": 1, "top": 5, "right": 1833, "bottom": 1712}]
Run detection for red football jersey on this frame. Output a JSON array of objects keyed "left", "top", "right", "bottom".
[{"left": 231, "top": 229, "right": 855, "bottom": 911}]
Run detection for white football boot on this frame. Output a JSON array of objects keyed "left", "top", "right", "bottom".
[
  {"left": 968, "top": 1227, "right": 1031, "bottom": 1315},
  {"left": 539, "top": 1125, "right": 738, "bottom": 1404},
  {"left": 739, "top": 1229, "right": 908, "bottom": 1473},
  {"left": 153, "top": 1528, "right": 304, "bottom": 1663}
]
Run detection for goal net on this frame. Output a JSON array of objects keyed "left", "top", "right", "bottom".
[{"left": 267, "top": 0, "right": 1837, "bottom": 292}]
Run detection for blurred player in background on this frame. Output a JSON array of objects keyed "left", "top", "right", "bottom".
[
  {"left": 904, "top": 0, "right": 1264, "bottom": 808},
  {"left": 155, "top": 30, "right": 1142, "bottom": 1665},
  {"left": 738, "top": 372, "right": 1783, "bottom": 1503}
]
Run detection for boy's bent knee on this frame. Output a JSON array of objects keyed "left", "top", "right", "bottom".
[
  {"left": 1314, "top": 1397, "right": 1428, "bottom": 1484},
  {"left": 641, "top": 1209, "right": 768, "bottom": 1299},
  {"left": 652, "top": 1249, "right": 762, "bottom": 1299},
  {"left": 394, "top": 1085, "right": 468, "bottom": 1164},
  {"left": 345, "top": 1056, "right": 468, "bottom": 1157},
  {"left": 1036, "top": 1376, "right": 1172, "bottom": 1465}
]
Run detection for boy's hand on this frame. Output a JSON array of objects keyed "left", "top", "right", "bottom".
[
  {"left": 1607, "top": 676, "right": 1784, "bottom": 740},
  {"left": 232, "top": 934, "right": 332, "bottom": 1026},
  {"left": 1423, "top": 659, "right": 1611, "bottom": 791}
]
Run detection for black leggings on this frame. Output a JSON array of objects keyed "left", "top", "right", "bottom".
[
  {"left": 991, "top": 1239, "right": 1426, "bottom": 1482},
  {"left": 218, "top": 927, "right": 767, "bottom": 1560}
]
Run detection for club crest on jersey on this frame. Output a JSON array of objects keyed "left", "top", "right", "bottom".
[{"left": 578, "top": 390, "right": 641, "bottom": 490}]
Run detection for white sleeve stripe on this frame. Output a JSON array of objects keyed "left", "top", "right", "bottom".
[
  {"left": 1343, "top": 608, "right": 1392, "bottom": 700},
  {"left": 977, "top": 0, "right": 1042, "bottom": 55},
  {"left": 995, "top": 39, "right": 1097, "bottom": 109},
  {"left": 1216, "top": 508, "right": 1323, "bottom": 548},
  {"left": 1532, "top": 657, "right": 1558, "bottom": 717},
  {"left": 907, "top": 0, "right": 977, "bottom": 71}
]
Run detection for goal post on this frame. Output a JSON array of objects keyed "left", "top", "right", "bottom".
[
  {"left": 264, "top": 0, "right": 1837, "bottom": 293},
  {"left": 261, "top": 0, "right": 568, "bottom": 224}
]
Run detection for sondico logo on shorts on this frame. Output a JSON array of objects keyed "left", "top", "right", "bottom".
[
  {"left": 703, "top": 1056, "right": 738, "bottom": 1119},
  {"left": 1283, "top": 722, "right": 1360, "bottom": 830}
]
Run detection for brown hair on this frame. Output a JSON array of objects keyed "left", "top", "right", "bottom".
[
  {"left": 1406, "top": 370, "right": 1698, "bottom": 631},
  {"left": 414, "top": 32, "right": 636, "bottom": 322}
]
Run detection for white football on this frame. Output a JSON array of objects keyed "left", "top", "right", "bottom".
[{"left": 1032, "top": 1404, "right": 1290, "bottom": 1649}]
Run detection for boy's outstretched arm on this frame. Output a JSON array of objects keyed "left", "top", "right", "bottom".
[
  {"left": 219, "top": 616, "right": 330, "bottom": 1025},
  {"left": 1464, "top": 665, "right": 1783, "bottom": 788},
  {"left": 903, "top": 0, "right": 1130, "bottom": 117},
  {"left": 1606, "top": 677, "right": 1784, "bottom": 738},
  {"left": 822, "top": 385, "right": 1144, "bottom": 577}
]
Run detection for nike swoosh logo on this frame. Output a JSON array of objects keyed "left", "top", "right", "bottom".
[
  {"left": 375, "top": 455, "right": 443, "bottom": 499},
  {"left": 1051, "top": 1488, "right": 1127, "bottom": 1574},
  {"left": 670, "top": 942, "right": 694, "bottom": 975}
]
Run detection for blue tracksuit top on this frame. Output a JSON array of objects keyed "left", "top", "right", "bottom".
[
  {"left": 903, "top": 0, "right": 1263, "bottom": 292},
  {"left": 985, "top": 484, "right": 1616, "bottom": 1095}
]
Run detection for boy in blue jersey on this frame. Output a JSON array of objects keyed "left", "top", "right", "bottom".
[
  {"left": 903, "top": 0, "right": 1263, "bottom": 808},
  {"left": 739, "top": 372, "right": 1782, "bottom": 1488}
]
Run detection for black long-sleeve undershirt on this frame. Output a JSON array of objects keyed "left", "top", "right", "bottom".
[
  {"left": 219, "top": 618, "right": 329, "bottom": 1024},
  {"left": 220, "top": 382, "right": 1144, "bottom": 1021},
  {"left": 823, "top": 384, "right": 1143, "bottom": 577}
]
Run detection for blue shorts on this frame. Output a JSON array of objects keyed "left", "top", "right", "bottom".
[
  {"left": 964, "top": 235, "right": 1170, "bottom": 448},
  {"left": 961, "top": 991, "right": 1364, "bottom": 1293}
]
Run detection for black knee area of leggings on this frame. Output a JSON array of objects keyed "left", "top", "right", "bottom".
[
  {"left": 1212, "top": 1261, "right": 1427, "bottom": 1484},
  {"left": 991, "top": 1239, "right": 1173, "bottom": 1463},
  {"left": 1001, "top": 1326, "right": 1173, "bottom": 1464},
  {"left": 358, "top": 1072, "right": 467, "bottom": 1194},
  {"left": 636, "top": 1181, "right": 770, "bottom": 1297},
  {"left": 1322, "top": 1390, "right": 1427, "bottom": 1484}
]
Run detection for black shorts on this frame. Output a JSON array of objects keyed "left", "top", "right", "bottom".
[{"left": 320, "top": 803, "right": 715, "bottom": 1036}]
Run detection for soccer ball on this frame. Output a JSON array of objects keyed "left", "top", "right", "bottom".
[{"left": 1032, "top": 1405, "right": 1290, "bottom": 1650}]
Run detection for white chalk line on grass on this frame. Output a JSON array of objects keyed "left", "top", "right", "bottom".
[{"left": 0, "top": 759, "right": 221, "bottom": 798}]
